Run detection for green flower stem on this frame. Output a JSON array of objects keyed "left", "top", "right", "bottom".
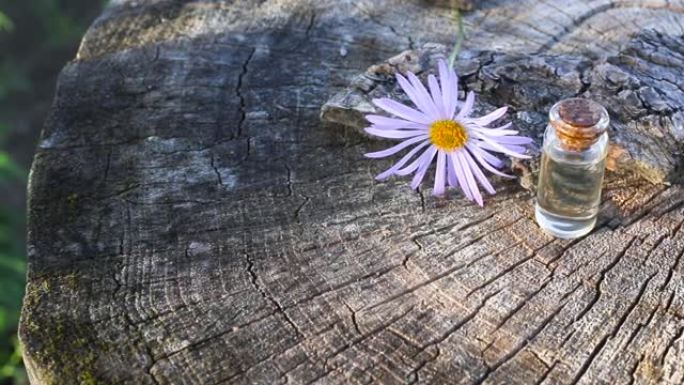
[{"left": 447, "top": 7, "right": 465, "bottom": 68}]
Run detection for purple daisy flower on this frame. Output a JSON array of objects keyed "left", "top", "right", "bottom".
[{"left": 364, "top": 59, "right": 533, "bottom": 206}]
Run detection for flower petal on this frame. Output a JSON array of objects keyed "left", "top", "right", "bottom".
[
  {"left": 366, "top": 115, "right": 426, "bottom": 130},
  {"left": 477, "top": 140, "right": 528, "bottom": 155},
  {"left": 396, "top": 145, "right": 435, "bottom": 176},
  {"left": 477, "top": 128, "right": 520, "bottom": 137},
  {"left": 457, "top": 151, "right": 484, "bottom": 206},
  {"left": 365, "top": 135, "right": 429, "bottom": 159},
  {"left": 438, "top": 60, "right": 458, "bottom": 119},
  {"left": 505, "top": 144, "right": 528, "bottom": 153},
  {"left": 365, "top": 127, "right": 427, "bottom": 139},
  {"left": 427, "top": 74, "right": 446, "bottom": 119},
  {"left": 411, "top": 147, "right": 437, "bottom": 189},
  {"left": 375, "top": 141, "right": 431, "bottom": 180},
  {"left": 407, "top": 72, "right": 440, "bottom": 118},
  {"left": 446, "top": 152, "right": 458, "bottom": 187},
  {"left": 469, "top": 106, "right": 507, "bottom": 126},
  {"left": 475, "top": 134, "right": 531, "bottom": 159},
  {"left": 450, "top": 151, "right": 473, "bottom": 202},
  {"left": 433, "top": 151, "right": 447, "bottom": 196},
  {"left": 486, "top": 135, "right": 535, "bottom": 145},
  {"left": 396, "top": 74, "right": 432, "bottom": 116},
  {"left": 456, "top": 91, "right": 475, "bottom": 120},
  {"left": 373, "top": 98, "right": 432, "bottom": 125},
  {"left": 462, "top": 150, "right": 496, "bottom": 195},
  {"left": 468, "top": 122, "right": 518, "bottom": 136},
  {"left": 471, "top": 145, "right": 505, "bottom": 168},
  {"left": 467, "top": 144, "right": 515, "bottom": 178}
]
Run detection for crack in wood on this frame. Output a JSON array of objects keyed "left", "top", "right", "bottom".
[
  {"left": 569, "top": 271, "right": 657, "bottom": 385},
  {"left": 464, "top": 239, "right": 546, "bottom": 299},
  {"left": 308, "top": 306, "right": 416, "bottom": 385},
  {"left": 535, "top": 2, "right": 617, "bottom": 54},
  {"left": 245, "top": 252, "right": 304, "bottom": 338},
  {"left": 473, "top": 291, "right": 574, "bottom": 385},
  {"left": 342, "top": 301, "right": 362, "bottom": 335},
  {"left": 564, "top": 237, "right": 638, "bottom": 337},
  {"left": 660, "top": 325, "right": 684, "bottom": 367},
  {"left": 409, "top": 289, "right": 503, "bottom": 385},
  {"left": 235, "top": 48, "right": 255, "bottom": 138}
]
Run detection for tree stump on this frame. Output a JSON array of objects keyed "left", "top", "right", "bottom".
[{"left": 19, "top": 1, "right": 684, "bottom": 384}]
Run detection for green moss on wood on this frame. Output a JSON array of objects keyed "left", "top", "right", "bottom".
[
  {"left": 21, "top": 273, "right": 116, "bottom": 384},
  {"left": 78, "top": 370, "right": 100, "bottom": 385}
]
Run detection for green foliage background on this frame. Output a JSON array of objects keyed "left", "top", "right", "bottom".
[{"left": 0, "top": 1, "right": 104, "bottom": 383}]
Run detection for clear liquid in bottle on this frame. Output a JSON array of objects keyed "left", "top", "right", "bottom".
[
  {"left": 534, "top": 98, "right": 609, "bottom": 239},
  {"left": 535, "top": 152, "right": 606, "bottom": 238}
]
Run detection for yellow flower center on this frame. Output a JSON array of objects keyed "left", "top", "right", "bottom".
[{"left": 429, "top": 120, "right": 468, "bottom": 152}]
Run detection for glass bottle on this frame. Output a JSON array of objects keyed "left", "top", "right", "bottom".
[{"left": 535, "top": 98, "right": 609, "bottom": 239}]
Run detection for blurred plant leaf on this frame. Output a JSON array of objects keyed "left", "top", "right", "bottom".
[
  {"left": 0, "top": 207, "right": 25, "bottom": 383},
  {"left": 0, "top": 337, "right": 26, "bottom": 382},
  {"left": 0, "top": 60, "right": 31, "bottom": 101},
  {"left": 0, "top": 151, "right": 24, "bottom": 182},
  {"left": 0, "top": 11, "right": 14, "bottom": 32},
  {"left": 31, "top": 0, "right": 88, "bottom": 48}
]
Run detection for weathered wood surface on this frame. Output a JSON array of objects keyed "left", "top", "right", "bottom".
[
  {"left": 322, "top": 31, "right": 684, "bottom": 186},
  {"left": 19, "top": 0, "right": 684, "bottom": 384}
]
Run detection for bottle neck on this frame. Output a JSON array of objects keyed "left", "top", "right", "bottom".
[
  {"left": 544, "top": 124, "right": 609, "bottom": 164},
  {"left": 547, "top": 98, "right": 609, "bottom": 152},
  {"left": 551, "top": 119, "right": 602, "bottom": 151}
]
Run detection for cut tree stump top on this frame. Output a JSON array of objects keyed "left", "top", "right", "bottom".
[{"left": 19, "top": 1, "right": 684, "bottom": 384}]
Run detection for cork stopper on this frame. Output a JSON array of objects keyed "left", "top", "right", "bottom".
[{"left": 549, "top": 98, "right": 609, "bottom": 151}]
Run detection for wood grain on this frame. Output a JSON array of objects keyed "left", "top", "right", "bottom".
[{"left": 19, "top": 0, "right": 684, "bottom": 384}]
